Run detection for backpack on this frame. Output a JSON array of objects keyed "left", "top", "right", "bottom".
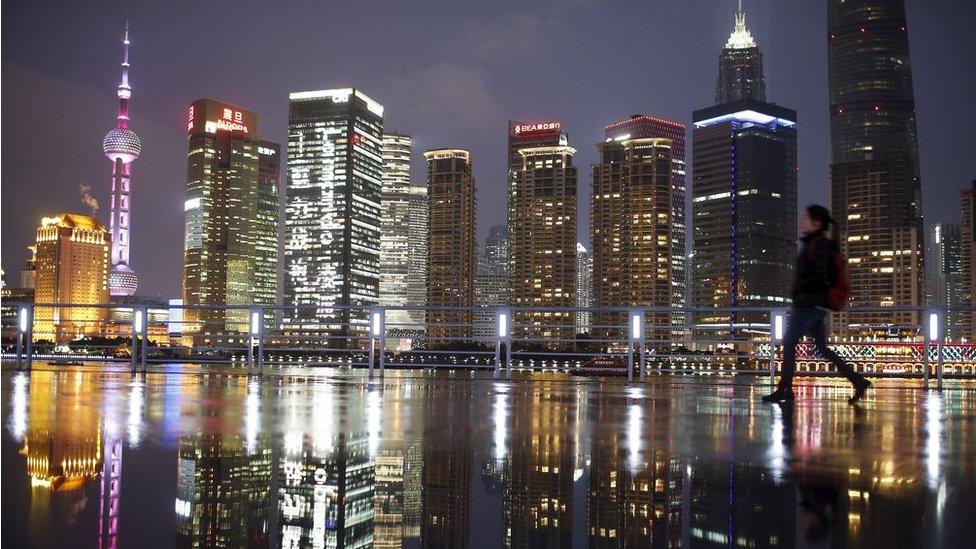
[{"left": 826, "top": 245, "right": 850, "bottom": 311}]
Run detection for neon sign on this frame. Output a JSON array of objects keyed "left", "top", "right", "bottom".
[
  {"left": 188, "top": 102, "right": 251, "bottom": 134},
  {"left": 513, "top": 121, "right": 561, "bottom": 135}
]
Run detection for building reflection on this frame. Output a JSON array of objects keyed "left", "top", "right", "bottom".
[
  {"left": 504, "top": 382, "right": 576, "bottom": 547},
  {"left": 174, "top": 378, "right": 272, "bottom": 548},
  {"left": 587, "top": 390, "right": 683, "bottom": 547},
  {"left": 421, "top": 379, "right": 471, "bottom": 548},
  {"left": 6, "top": 373, "right": 976, "bottom": 547}
]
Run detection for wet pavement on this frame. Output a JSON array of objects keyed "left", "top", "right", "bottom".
[{"left": 2, "top": 365, "right": 975, "bottom": 548}]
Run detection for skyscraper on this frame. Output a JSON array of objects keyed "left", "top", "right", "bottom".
[
  {"left": 926, "top": 223, "right": 947, "bottom": 308},
  {"left": 604, "top": 115, "right": 688, "bottom": 338},
  {"left": 380, "top": 133, "right": 428, "bottom": 341},
  {"left": 475, "top": 225, "right": 508, "bottom": 340},
  {"left": 716, "top": 1, "right": 766, "bottom": 103},
  {"left": 959, "top": 185, "right": 975, "bottom": 340},
  {"left": 507, "top": 121, "right": 567, "bottom": 273},
  {"left": 691, "top": 99, "right": 797, "bottom": 341},
  {"left": 182, "top": 99, "right": 279, "bottom": 339},
  {"left": 285, "top": 88, "right": 384, "bottom": 336},
  {"left": 510, "top": 143, "right": 578, "bottom": 342},
  {"left": 940, "top": 223, "right": 966, "bottom": 341},
  {"left": 102, "top": 19, "right": 141, "bottom": 296},
  {"left": 828, "top": 0, "right": 925, "bottom": 335},
  {"left": 591, "top": 122, "right": 684, "bottom": 340},
  {"left": 576, "top": 243, "right": 592, "bottom": 335},
  {"left": 255, "top": 141, "right": 281, "bottom": 314},
  {"left": 424, "top": 149, "right": 476, "bottom": 344},
  {"left": 31, "top": 213, "right": 110, "bottom": 342}
]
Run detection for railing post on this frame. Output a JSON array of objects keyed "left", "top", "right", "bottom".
[
  {"left": 368, "top": 307, "right": 384, "bottom": 377},
  {"left": 505, "top": 309, "right": 513, "bottom": 375},
  {"left": 23, "top": 305, "right": 33, "bottom": 371},
  {"left": 629, "top": 310, "right": 642, "bottom": 382},
  {"left": 923, "top": 309, "right": 937, "bottom": 390},
  {"left": 770, "top": 309, "right": 786, "bottom": 387},
  {"left": 924, "top": 309, "right": 943, "bottom": 391},
  {"left": 139, "top": 306, "right": 148, "bottom": 373},
  {"left": 130, "top": 307, "right": 141, "bottom": 374},
  {"left": 257, "top": 309, "right": 265, "bottom": 376},
  {"left": 16, "top": 306, "right": 26, "bottom": 370},
  {"left": 248, "top": 309, "right": 257, "bottom": 375},
  {"left": 495, "top": 309, "right": 509, "bottom": 378},
  {"left": 378, "top": 308, "right": 386, "bottom": 377}
]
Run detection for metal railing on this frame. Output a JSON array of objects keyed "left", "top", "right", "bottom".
[{"left": 2, "top": 302, "right": 974, "bottom": 388}]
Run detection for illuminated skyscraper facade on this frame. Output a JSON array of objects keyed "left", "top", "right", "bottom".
[
  {"left": 576, "top": 243, "right": 592, "bottom": 335},
  {"left": 593, "top": 130, "right": 675, "bottom": 343},
  {"left": 182, "top": 99, "right": 278, "bottom": 339},
  {"left": 828, "top": 0, "right": 925, "bottom": 335},
  {"left": 510, "top": 144, "right": 578, "bottom": 342},
  {"left": 604, "top": 115, "right": 688, "bottom": 338},
  {"left": 716, "top": 2, "right": 766, "bottom": 103},
  {"left": 102, "top": 19, "right": 142, "bottom": 296},
  {"left": 941, "top": 223, "right": 967, "bottom": 341},
  {"left": 284, "top": 88, "right": 384, "bottom": 335},
  {"left": 31, "top": 213, "right": 110, "bottom": 342},
  {"left": 255, "top": 141, "right": 281, "bottom": 316},
  {"left": 692, "top": 100, "right": 797, "bottom": 340},
  {"left": 424, "top": 149, "right": 476, "bottom": 344},
  {"left": 380, "top": 133, "right": 428, "bottom": 338},
  {"left": 959, "top": 186, "right": 975, "bottom": 340}
]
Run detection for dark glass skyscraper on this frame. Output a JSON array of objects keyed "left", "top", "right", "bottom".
[
  {"left": 691, "top": 99, "right": 797, "bottom": 340},
  {"left": 716, "top": 2, "right": 766, "bottom": 103},
  {"left": 828, "top": 0, "right": 925, "bottom": 335}
]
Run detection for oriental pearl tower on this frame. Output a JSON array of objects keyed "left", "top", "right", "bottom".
[{"left": 103, "top": 19, "right": 142, "bottom": 296}]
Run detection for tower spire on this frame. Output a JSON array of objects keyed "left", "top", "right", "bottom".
[
  {"left": 116, "top": 18, "right": 131, "bottom": 129},
  {"left": 103, "top": 16, "right": 142, "bottom": 296},
  {"left": 725, "top": 0, "right": 756, "bottom": 49}
]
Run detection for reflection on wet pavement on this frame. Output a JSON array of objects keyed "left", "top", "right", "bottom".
[{"left": 2, "top": 367, "right": 975, "bottom": 547}]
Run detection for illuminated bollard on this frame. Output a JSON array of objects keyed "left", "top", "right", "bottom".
[
  {"left": 16, "top": 306, "right": 33, "bottom": 371},
  {"left": 495, "top": 309, "right": 510, "bottom": 377},
  {"left": 925, "top": 309, "right": 943, "bottom": 390},
  {"left": 139, "top": 306, "right": 148, "bottom": 372},
  {"left": 770, "top": 309, "right": 787, "bottom": 386},
  {"left": 248, "top": 309, "right": 260, "bottom": 374},
  {"left": 628, "top": 310, "right": 644, "bottom": 382},
  {"left": 131, "top": 308, "right": 143, "bottom": 373},
  {"left": 368, "top": 308, "right": 385, "bottom": 377}
]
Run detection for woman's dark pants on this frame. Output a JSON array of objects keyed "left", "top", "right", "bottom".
[{"left": 777, "top": 307, "right": 866, "bottom": 391}]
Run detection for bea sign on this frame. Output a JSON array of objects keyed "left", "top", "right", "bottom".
[{"left": 513, "top": 121, "right": 561, "bottom": 135}]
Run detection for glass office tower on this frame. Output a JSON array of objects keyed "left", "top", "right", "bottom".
[{"left": 284, "top": 88, "right": 384, "bottom": 339}]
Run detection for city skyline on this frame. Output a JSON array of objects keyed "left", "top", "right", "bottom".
[{"left": 3, "top": 1, "right": 974, "bottom": 298}]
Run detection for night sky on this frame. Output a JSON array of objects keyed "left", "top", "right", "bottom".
[{"left": 3, "top": 0, "right": 974, "bottom": 299}]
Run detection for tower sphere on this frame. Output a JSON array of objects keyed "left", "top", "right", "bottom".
[{"left": 103, "top": 128, "right": 142, "bottom": 163}]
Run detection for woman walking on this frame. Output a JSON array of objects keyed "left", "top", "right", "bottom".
[{"left": 763, "top": 205, "right": 871, "bottom": 404}]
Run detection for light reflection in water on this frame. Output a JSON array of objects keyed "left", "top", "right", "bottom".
[
  {"left": 2, "top": 371, "right": 975, "bottom": 548},
  {"left": 493, "top": 384, "right": 508, "bottom": 463},
  {"left": 768, "top": 403, "right": 786, "bottom": 483},
  {"left": 627, "top": 402, "right": 643, "bottom": 473},
  {"left": 245, "top": 379, "right": 260, "bottom": 454},
  {"left": 9, "top": 372, "right": 28, "bottom": 442},
  {"left": 366, "top": 385, "right": 382, "bottom": 459},
  {"left": 127, "top": 379, "right": 143, "bottom": 447},
  {"left": 925, "top": 392, "right": 942, "bottom": 490}
]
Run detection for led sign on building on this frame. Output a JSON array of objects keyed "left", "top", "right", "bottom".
[
  {"left": 186, "top": 99, "right": 255, "bottom": 135},
  {"left": 512, "top": 121, "right": 562, "bottom": 136}
]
